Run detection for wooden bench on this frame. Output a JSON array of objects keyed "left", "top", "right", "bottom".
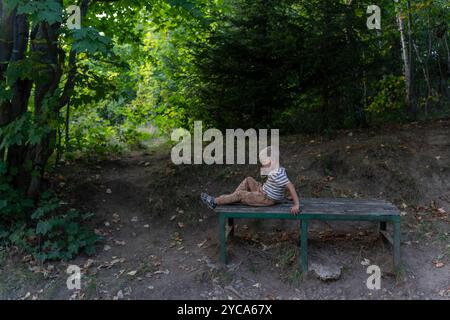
[{"left": 215, "top": 198, "right": 401, "bottom": 273}]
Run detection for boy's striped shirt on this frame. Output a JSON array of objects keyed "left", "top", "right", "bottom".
[{"left": 262, "top": 167, "right": 290, "bottom": 201}]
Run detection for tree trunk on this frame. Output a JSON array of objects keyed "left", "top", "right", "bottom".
[
  {"left": 396, "top": 1, "right": 412, "bottom": 113},
  {"left": 1, "top": 0, "right": 90, "bottom": 199},
  {"left": 444, "top": 36, "right": 450, "bottom": 78},
  {"left": 65, "top": 100, "right": 71, "bottom": 153},
  {"left": 406, "top": 0, "right": 416, "bottom": 118}
]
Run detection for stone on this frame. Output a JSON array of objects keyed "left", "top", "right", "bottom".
[{"left": 310, "top": 262, "right": 342, "bottom": 281}]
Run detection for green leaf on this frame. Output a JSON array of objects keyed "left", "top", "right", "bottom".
[
  {"left": 36, "top": 221, "right": 50, "bottom": 235},
  {"left": 71, "top": 28, "right": 113, "bottom": 56},
  {"left": 0, "top": 200, "right": 7, "bottom": 210},
  {"left": 17, "top": 0, "right": 63, "bottom": 25},
  {"left": 3, "top": 0, "right": 21, "bottom": 13}
]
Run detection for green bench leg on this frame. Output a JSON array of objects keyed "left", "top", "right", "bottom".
[
  {"left": 219, "top": 215, "right": 227, "bottom": 264},
  {"left": 380, "top": 221, "right": 387, "bottom": 232},
  {"left": 300, "top": 220, "right": 309, "bottom": 274},
  {"left": 393, "top": 218, "right": 401, "bottom": 268}
]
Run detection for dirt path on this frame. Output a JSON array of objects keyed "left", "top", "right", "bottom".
[{"left": 1, "top": 121, "right": 449, "bottom": 300}]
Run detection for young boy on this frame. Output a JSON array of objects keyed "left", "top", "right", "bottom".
[{"left": 201, "top": 146, "right": 300, "bottom": 215}]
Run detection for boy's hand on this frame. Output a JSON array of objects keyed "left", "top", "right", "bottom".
[
  {"left": 290, "top": 204, "right": 300, "bottom": 215},
  {"left": 286, "top": 182, "right": 300, "bottom": 215}
]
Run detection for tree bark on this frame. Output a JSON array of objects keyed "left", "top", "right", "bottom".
[
  {"left": 0, "top": 0, "right": 90, "bottom": 198},
  {"left": 396, "top": 1, "right": 412, "bottom": 113},
  {"left": 406, "top": 0, "right": 416, "bottom": 118},
  {"left": 444, "top": 36, "right": 450, "bottom": 77}
]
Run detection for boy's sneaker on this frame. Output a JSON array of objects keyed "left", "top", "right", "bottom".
[{"left": 201, "top": 193, "right": 217, "bottom": 209}]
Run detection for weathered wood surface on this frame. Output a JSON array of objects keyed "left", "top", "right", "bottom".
[{"left": 215, "top": 198, "right": 400, "bottom": 216}]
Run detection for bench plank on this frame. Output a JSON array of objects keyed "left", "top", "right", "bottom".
[{"left": 216, "top": 198, "right": 400, "bottom": 216}]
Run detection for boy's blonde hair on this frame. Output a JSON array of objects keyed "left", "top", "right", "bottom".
[{"left": 259, "top": 146, "right": 280, "bottom": 174}]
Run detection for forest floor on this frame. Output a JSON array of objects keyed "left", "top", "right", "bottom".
[{"left": 1, "top": 120, "right": 449, "bottom": 300}]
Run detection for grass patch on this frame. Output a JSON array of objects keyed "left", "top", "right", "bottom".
[
  {"left": 211, "top": 268, "right": 233, "bottom": 286},
  {"left": 276, "top": 243, "right": 305, "bottom": 285},
  {"left": 394, "top": 265, "right": 407, "bottom": 285},
  {"left": 278, "top": 244, "right": 297, "bottom": 268},
  {"left": 84, "top": 276, "right": 99, "bottom": 299},
  {"left": 286, "top": 268, "right": 303, "bottom": 285}
]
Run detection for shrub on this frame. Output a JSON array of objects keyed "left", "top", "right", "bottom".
[{"left": 0, "top": 171, "right": 100, "bottom": 263}]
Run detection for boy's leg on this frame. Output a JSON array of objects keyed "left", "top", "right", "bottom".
[
  {"left": 238, "top": 191, "right": 274, "bottom": 206},
  {"left": 216, "top": 190, "right": 273, "bottom": 206},
  {"left": 215, "top": 192, "right": 240, "bottom": 205},
  {"left": 234, "top": 177, "right": 261, "bottom": 193}
]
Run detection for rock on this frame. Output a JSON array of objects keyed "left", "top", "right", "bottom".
[
  {"left": 114, "top": 290, "right": 124, "bottom": 300},
  {"left": 310, "top": 262, "right": 342, "bottom": 281}
]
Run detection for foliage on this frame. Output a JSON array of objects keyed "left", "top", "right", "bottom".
[
  {"left": 366, "top": 75, "right": 407, "bottom": 123},
  {"left": 0, "top": 161, "right": 34, "bottom": 223},
  {"left": 0, "top": 162, "right": 99, "bottom": 262},
  {"left": 140, "top": 0, "right": 449, "bottom": 133}
]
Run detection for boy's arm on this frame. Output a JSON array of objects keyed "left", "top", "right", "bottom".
[{"left": 286, "top": 182, "right": 300, "bottom": 215}]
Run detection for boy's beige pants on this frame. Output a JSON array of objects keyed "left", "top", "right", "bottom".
[{"left": 215, "top": 177, "right": 275, "bottom": 206}]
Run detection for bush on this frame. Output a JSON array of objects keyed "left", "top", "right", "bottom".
[
  {"left": 0, "top": 171, "right": 100, "bottom": 263},
  {"left": 365, "top": 75, "right": 407, "bottom": 124}
]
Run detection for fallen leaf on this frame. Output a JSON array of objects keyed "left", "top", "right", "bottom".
[
  {"left": 154, "top": 269, "right": 170, "bottom": 275},
  {"left": 178, "top": 222, "right": 184, "bottom": 228},
  {"left": 170, "top": 215, "right": 177, "bottom": 221},
  {"left": 84, "top": 259, "right": 95, "bottom": 269},
  {"left": 114, "top": 290, "right": 124, "bottom": 300},
  {"left": 112, "top": 213, "right": 120, "bottom": 223},
  {"left": 20, "top": 292, "right": 31, "bottom": 300},
  {"left": 435, "top": 262, "right": 444, "bottom": 268},
  {"left": 361, "top": 258, "right": 370, "bottom": 266},
  {"left": 116, "top": 269, "right": 126, "bottom": 278},
  {"left": 106, "top": 188, "right": 112, "bottom": 194},
  {"left": 197, "top": 239, "right": 208, "bottom": 248},
  {"left": 110, "top": 258, "right": 125, "bottom": 265},
  {"left": 103, "top": 245, "right": 111, "bottom": 251},
  {"left": 127, "top": 270, "right": 138, "bottom": 276}
]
